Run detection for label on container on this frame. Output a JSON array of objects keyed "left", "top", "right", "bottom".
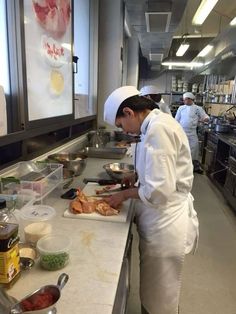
[
  {"left": 0, "top": 223, "right": 19, "bottom": 252},
  {"left": 0, "top": 242, "right": 20, "bottom": 284}
]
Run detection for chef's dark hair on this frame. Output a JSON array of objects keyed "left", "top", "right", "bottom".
[
  {"left": 116, "top": 95, "right": 158, "bottom": 118},
  {"left": 149, "top": 93, "right": 162, "bottom": 103}
]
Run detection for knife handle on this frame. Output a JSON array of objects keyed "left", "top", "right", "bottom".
[
  {"left": 83, "top": 178, "right": 118, "bottom": 185},
  {"left": 98, "top": 179, "right": 118, "bottom": 185}
]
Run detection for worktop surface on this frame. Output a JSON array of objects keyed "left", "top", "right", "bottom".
[{"left": 7, "top": 141, "right": 134, "bottom": 314}]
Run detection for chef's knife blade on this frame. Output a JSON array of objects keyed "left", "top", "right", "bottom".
[{"left": 83, "top": 178, "right": 118, "bottom": 185}]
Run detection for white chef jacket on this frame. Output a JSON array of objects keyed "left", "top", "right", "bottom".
[
  {"left": 134, "top": 109, "right": 198, "bottom": 314},
  {"left": 175, "top": 104, "right": 209, "bottom": 160},
  {"left": 157, "top": 99, "right": 172, "bottom": 115}
]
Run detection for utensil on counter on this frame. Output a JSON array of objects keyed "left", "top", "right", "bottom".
[
  {"left": 62, "top": 177, "right": 74, "bottom": 189},
  {"left": 83, "top": 178, "right": 118, "bottom": 185},
  {"left": 10, "top": 273, "right": 69, "bottom": 314}
]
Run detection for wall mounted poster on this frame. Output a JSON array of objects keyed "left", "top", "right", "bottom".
[{"left": 24, "top": 0, "right": 72, "bottom": 121}]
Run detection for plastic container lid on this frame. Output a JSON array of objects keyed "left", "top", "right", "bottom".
[{"left": 20, "top": 205, "right": 56, "bottom": 221}]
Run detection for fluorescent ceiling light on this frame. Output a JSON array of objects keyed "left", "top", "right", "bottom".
[
  {"left": 198, "top": 45, "right": 213, "bottom": 57},
  {"left": 192, "top": 0, "right": 219, "bottom": 25},
  {"left": 176, "top": 43, "right": 190, "bottom": 56},
  {"left": 230, "top": 17, "right": 236, "bottom": 26},
  {"left": 162, "top": 61, "right": 203, "bottom": 68}
]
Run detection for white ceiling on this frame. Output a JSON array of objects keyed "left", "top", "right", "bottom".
[{"left": 125, "top": 0, "right": 236, "bottom": 76}]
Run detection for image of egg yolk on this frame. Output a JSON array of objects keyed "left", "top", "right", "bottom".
[{"left": 50, "top": 70, "right": 64, "bottom": 95}]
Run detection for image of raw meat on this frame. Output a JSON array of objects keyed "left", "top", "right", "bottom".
[{"left": 32, "top": 0, "right": 71, "bottom": 39}]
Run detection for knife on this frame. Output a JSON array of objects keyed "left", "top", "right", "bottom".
[{"left": 83, "top": 178, "right": 118, "bottom": 185}]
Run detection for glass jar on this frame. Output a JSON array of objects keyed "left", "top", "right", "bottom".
[{"left": 0, "top": 198, "right": 18, "bottom": 224}]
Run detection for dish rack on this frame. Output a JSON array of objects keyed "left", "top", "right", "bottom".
[{"left": 0, "top": 161, "right": 63, "bottom": 201}]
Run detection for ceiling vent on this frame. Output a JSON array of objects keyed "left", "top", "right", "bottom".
[
  {"left": 149, "top": 53, "right": 164, "bottom": 62},
  {"left": 145, "top": 12, "right": 172, "bottom": 33}
]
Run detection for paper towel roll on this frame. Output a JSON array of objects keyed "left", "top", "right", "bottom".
[{"left": 0, "top": 85, "right": 7, "bottom": 136}]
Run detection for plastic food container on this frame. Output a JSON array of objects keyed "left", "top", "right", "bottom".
[
  {"left": 0, "top": 161, "right": 63, "bottom": 200},
  {"left": 20, "top": 205, "right": 56, "bottom": 244},
  {"left": 37, "top": 234, "right": 71, "bottom": 271}
]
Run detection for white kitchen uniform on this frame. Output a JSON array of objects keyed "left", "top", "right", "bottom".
[
  {"left": 175, "top": 104, "right": 209, "bottom": 160},
  {"left": 158, "top": 99, "right": 172, "bottom": 115},
  {"left": 134, "top": 109, "right": 198, "bottom": 314}
]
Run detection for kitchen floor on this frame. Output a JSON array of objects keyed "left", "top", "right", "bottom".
[{"left": 126, "top": 173, "right": 236, "bottom": 314}]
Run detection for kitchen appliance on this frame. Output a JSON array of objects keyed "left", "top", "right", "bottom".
[{"left": 215, "top": 124, "right": 231, "bottom": 133}]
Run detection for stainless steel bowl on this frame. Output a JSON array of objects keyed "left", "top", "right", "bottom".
[
  {"left": 103, "top": 162, "right": 135, "bottom": 182},
  {"left": 47, "top": 153, "right": 87, "bottom": 176}
]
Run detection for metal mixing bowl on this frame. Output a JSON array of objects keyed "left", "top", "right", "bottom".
[
  {"left": 103, "top": 162, "right": 135, "bottom": 181},
  {"left": 47, "top": 153, "right": 87, "bottom": 176}
]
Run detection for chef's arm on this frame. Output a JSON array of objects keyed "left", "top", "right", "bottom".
[{"left": 105, "top": 187, "right": 140, "bottom": 209}]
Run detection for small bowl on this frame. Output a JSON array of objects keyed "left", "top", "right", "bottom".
[
  {"left": 37, "top": 234, "right": 71, "bottom": 271},
  {"left": 103, "top": 162, "right": 135, "bottom": 182}
]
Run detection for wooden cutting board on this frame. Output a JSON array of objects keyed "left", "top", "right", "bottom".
[{"left": 63, "top": 183, "right": 130, "bottom": 223}]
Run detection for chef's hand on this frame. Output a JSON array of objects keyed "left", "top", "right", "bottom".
[
  {"left": 121, "top": 173, "right": 137, "bottom": 188},
  {"left": 103, "top": 192, "right": 126, "bottom": 209}
]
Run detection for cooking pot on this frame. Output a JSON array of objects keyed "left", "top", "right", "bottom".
[
  {"left": 10, "top": 273, "right": 69, "bottom": 314},
  {"left": 215, "top": 124, "right": 231, "bottom": 133}
]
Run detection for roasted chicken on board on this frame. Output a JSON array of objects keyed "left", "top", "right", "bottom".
[{"left": 69, "top": 188, "right": 119, "bottom": 216}]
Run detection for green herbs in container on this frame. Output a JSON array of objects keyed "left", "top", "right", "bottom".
[{"left": 37, "top": 234, "right": 71, "bottom": 271}]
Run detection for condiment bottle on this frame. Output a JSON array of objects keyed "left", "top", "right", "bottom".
[{"left": 0, "top": 222, "right": 21, "bottom": 288}]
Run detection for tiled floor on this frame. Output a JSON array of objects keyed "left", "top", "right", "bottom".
[{"left": 127, "top": 174, "right": 236, "bottom": 314}]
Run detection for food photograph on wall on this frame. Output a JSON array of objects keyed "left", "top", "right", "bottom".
[{"left": 24, "top": 0, "right": 72, "bottom": 121}]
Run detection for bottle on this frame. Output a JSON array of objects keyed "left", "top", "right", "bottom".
[{"left": 0, "top": 198, "right": 21, "bottom": 288}]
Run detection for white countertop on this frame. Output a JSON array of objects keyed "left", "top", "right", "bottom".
[{"left": 8, "top": 151, "right": 134, "bottom": 314}]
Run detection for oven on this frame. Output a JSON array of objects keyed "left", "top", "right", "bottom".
[
  {"left": 204, "top": 133, "right": 218, "bottom": 172},
  {"left": 224, "top": 156, "right": 236, "bottom": 211}
]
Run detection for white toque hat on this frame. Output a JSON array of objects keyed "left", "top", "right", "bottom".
[
  {"left": 183, "top": 92, "right": 195, "bottom": 100},
  {"left": 140, "top": 85, "right": 159, "bottom": 96},
  {"left": 104, "top": 86, "right": 140, "bottom": 126}
]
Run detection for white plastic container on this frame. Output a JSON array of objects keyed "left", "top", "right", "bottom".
[{"left": 20, "top": 205, "right": 56, "bottom": 245}]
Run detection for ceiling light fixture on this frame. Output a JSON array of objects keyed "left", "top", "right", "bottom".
[
  {"left": 176, "top": 43, "right": 190, "bottom": 56},
  {"left": 162, "top": 61, "right": 203, "bottom": 68},
  {"left": 197, "top": 45, "right": 213, "bottom": 57},
  {"left": 230, "top": 17, "right": 236, "bottom": 26},
  {"left": 192, "top": 0, "right": 219, "bottom": 25}
]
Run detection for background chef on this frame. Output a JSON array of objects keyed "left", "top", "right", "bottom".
[
  {"left": 140, "top": 85, "right": 172, "bottom": 115},
  {"left": 175, "top": 92, "right": 209, "bottom": 174},
  {"left": 103, "top": 86, "right": 199, "bottom": 314}
]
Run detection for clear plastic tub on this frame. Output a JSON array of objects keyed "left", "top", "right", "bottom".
[
  {"left": 37, "top": 234, "right": 71, "bottom": 270},
  {"left": 0, "top": 161, "right": 63, "bottom": 200}
]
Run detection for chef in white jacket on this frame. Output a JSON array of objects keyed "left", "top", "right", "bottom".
[
  {"left": 140, "top": 85, "right": 172, "bottom": 115},
  {"left": 103, "top": 86, "right": 199, "bottom": 314},
  {"left": 175, "top": 92, "right": 209, "bottom": 173}
]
